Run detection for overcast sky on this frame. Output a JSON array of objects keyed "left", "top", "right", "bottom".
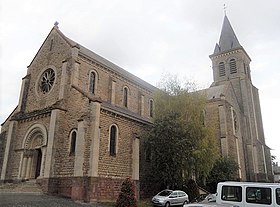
[{"left": 0, "top": 0, "right": 280, "bottom": 162}]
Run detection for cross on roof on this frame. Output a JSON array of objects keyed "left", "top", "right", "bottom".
[{"left": 223, "top": 3, "right": 227, "bottom": 15}]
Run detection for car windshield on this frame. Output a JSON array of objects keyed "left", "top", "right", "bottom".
[{"left": 158, "top": 190, "right": 173, "bottom": 196}]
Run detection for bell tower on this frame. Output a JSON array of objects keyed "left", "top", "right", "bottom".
[
  {"left": 210, "top": 15, "right": 252, "bottom": 103},
  {"left": 209, "top": 15, "right": 273, "bottom": 181}
]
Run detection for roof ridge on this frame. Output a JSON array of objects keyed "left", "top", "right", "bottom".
[{"left": 55, "top": 27, "right": 157, "bottom": 91}]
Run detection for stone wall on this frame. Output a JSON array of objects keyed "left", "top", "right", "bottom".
[
  {"left": 205, "top": 98, "right": 247, "bottom": 180},
  {"left": 24, "top": 29, "right": 72, "bottom": 114},
  {"left": 0, "top": 131, "right": 7, "bottom": 179}
]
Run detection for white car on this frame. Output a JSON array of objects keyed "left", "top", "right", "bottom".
[
  {"left": 183, "top": 204, "right": 237, "bottom": 207},
  {"left": 152, "top": 189, "right": 189, "bottom": 207}
]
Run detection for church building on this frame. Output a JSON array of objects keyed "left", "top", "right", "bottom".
[
  {"left": 0, "top": 23, "right": 156, "bottom": 201},
  {"left": 0, "top": 16, "right": 273, "bottom": 202}
]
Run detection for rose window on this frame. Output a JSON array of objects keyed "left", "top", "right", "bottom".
[{"left": 40, "top": 68, "right": 55, "bottom": 93}]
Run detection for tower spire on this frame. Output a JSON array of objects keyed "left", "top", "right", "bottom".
[{"left": 212, "top": 15, "right": 241, "bottom": 55}]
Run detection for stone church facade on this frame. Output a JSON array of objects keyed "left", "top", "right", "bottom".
[
  {"left": 0, "top": 24, "right": 156, "bottom": 201},
  {"left": 0, "top": 16, "right": 273, "bottom": 201}
]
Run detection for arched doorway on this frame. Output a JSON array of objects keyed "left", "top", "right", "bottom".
[
  {"left": 35, "top": 149, "right": 42, "bottom": 179},
  {"left": 19, "top": 124, "right": 47, "bottom": 180}
]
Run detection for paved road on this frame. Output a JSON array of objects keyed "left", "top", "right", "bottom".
[{"left": 0, "top": 192, "right": 109, "bottom": 207}]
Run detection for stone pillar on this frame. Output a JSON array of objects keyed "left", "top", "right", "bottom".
[
  {"left": 74, "top": 120, "right": 85, "bottom": 176},
  {"left": 132, "top": 136, "right": 140, "bottom": 180},
  {"left": 235, "top": 138, "right": 242, "bottom": 178},
  {"left": 72, "top": 61, "right": 80, "bottom": 86},
  {"left": 111, "top": 80, "right": 116, "bottom": 105},
  {"left": 58, "top": 60, "right": 68, "bottom": 99},
  {"left": 72, "top": 119, "right": 86, "bottom": 202},
  {"left": 40, "top": 147, "right": 46, "bottom": 177},
  {"left": 249, "top": 85, "right": 259, "bottom": 140},
  {"left": 1, "top": 121, "right": 15, "bottom": 180},
  {"left": 218, "top": 104, "right": 228, "bottom": 156},
  {"left": 17, "top": 77, "right": 28, "bottom": 112},
  {"left": 261, "top": 145, "right": 268, "bottom": 176},
  {"left": 44, "top": 109, "right": 58, "bottom": 178},
  {"left": 21, "top": 157, "right": 28, "bottom": 179},
  {"left": 89, "top": 101, "right": 101, "bottom": 177},
  {"left": 253, "top": 146, "right": 259, "bottom": 174},
  {"left": 140, "top": 95, "right": 144, "bottom": 116},
  {"left": 18, "top": 152, "right": 24, "bottom": 179},
  {"left": 25, "top": 157, "right": 32, "bottom": 179}
]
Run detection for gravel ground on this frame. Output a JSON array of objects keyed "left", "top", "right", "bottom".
[{"left": 0, "top": 192, "right": 111, "bottom": 207}]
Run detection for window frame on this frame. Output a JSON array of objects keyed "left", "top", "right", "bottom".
[
  {"left": 69, "top": 129, "right": 77, "bottom": 155},
  {"left": 149, "top": 99, "right": 154, "bottom": 118},
  {"left": 109, "top": 124, "right": 118, "bottom": 156},
  {"left": 229, "top": 58, "right": 237, "bottom": 74},
  {"left": 276, "top": 188, "right": 280, "bottom": 205},
  {"left": 221, "top": 185, "right": 242, "bottom": 202},
  {"left": 218, "top": 62, "right": 226, "bottom": 77},
  {"left": 89, "top": 70, "right": 98, "bottom": 95},
  {"left": 246, "top": 187, "right": 272, "bottom": 205},
  {"left": 123, "top": 86, "right": 129, "bottom": 108}
]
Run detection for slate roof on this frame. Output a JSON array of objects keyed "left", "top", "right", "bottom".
[
  {"left": 57, "top": 28, "right": 157, "bottom": 92},
  {"left": 199, "top": 84, "right": 227, "bottom": 101},
  {"left": 213, "top": 15, "right": 242, "bottom": 55}
]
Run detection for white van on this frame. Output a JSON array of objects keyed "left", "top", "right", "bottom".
[{"left": 216, "top": 181, "right": 280, "bottom": 206}]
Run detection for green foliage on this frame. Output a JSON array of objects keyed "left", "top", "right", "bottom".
[
  {"left": 116, "top": 178, "right": 137, "bottom": 207},
  {"left": 146, "top": 74, "right": 219, "bottom": 190},
  {"left": 206, "top": 156, "right": 239, "bottom": 193}
]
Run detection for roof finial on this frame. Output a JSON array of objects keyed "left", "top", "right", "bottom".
[
  {"left": 223, "top": 3, "right": 227, "bottom": 16},
  {"left": 54, "top": 21, "right": 59, "bottom": 29}
]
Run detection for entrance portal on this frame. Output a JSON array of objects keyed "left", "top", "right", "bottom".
[
  {"left": 35, "top": 149, "right": 42, "bottom": 178},
  {"left": 20, "top": 124, "right": 47, "bottom": 180}
]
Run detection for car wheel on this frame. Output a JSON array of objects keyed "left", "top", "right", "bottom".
[
  {"left": 165, "top": 202, "right": 170, "bottom": 207},
  {"left": 183, "top": 200, "right": 188, "bottom": 205}
]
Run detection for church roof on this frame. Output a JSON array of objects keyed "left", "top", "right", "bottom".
[
  {"left": 56, "top": 27, "right": 157, "bottom": 92},
  {"left": 213, "top": 15, "right": 242, "bottom": 55},
  {"left": 204, "top": 84, "right": 226, "bottom": 100}
]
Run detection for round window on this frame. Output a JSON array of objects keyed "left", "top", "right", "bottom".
[{"left": 39, "top": 68, "right": 55, "bottom": 94}]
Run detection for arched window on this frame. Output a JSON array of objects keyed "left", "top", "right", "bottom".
[
  {"left": 219, "top": 62, "right": 226, "bottom": 77},
  {"left": 89, "top": 71, "right": 97, "bottom": 94},
  {"left": 109, "top": 125, "right": 118, "bottom": 156},
  {"left": 70, "top": 130, "right": 77, "bottom": 155},
  {"left": 230, "top": 59, "right": 237, "bottom": 74},
  {"left": 149, "top": 99, "right": 154, "bottom": 118},
  {"left": 123, "top": 87, "right": 128, "bottom": 108}
]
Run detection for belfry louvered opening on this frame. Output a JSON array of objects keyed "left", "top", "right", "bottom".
[
  {"left": 219, "top": 62, "right": 226, "bottom": 77},
  {"left": 230, "top": 59, "right": 237, "bottom": 74}
]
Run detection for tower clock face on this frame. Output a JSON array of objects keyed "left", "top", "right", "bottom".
[{"left": 39, "top": 68, "right": 55, "bottom": 94}]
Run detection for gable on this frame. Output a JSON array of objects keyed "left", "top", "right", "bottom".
[
  {"left": 22, "top": 27, "right": 73, "bottom": 113},
  {"left": 223, "top": 82, "right": 242, "bottom": 112}
]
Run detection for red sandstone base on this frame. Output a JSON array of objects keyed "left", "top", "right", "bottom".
[{"left": 36, "top": 176, "right": 139, "bottom": 202}]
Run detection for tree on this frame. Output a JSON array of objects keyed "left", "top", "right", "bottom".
[
  {"left": 206, "top": 156, "right": 239, "bottom": 193},
  {"left": 146, "top": 74, "right": 219, "bottom": 190},
  {"left": 116, "top": 178, "right": 137, "bottom": 207},
  {"left": 185, "top": 179, "right": 200, "bottom": 203}
]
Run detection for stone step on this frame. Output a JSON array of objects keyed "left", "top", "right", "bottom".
[{"left": 0, "top": 180, "right": 43, "bottom": 193}]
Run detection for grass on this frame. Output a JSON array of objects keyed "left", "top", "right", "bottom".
[{"left": 137, "top": 199, "right": 153, "bottom": 207}]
